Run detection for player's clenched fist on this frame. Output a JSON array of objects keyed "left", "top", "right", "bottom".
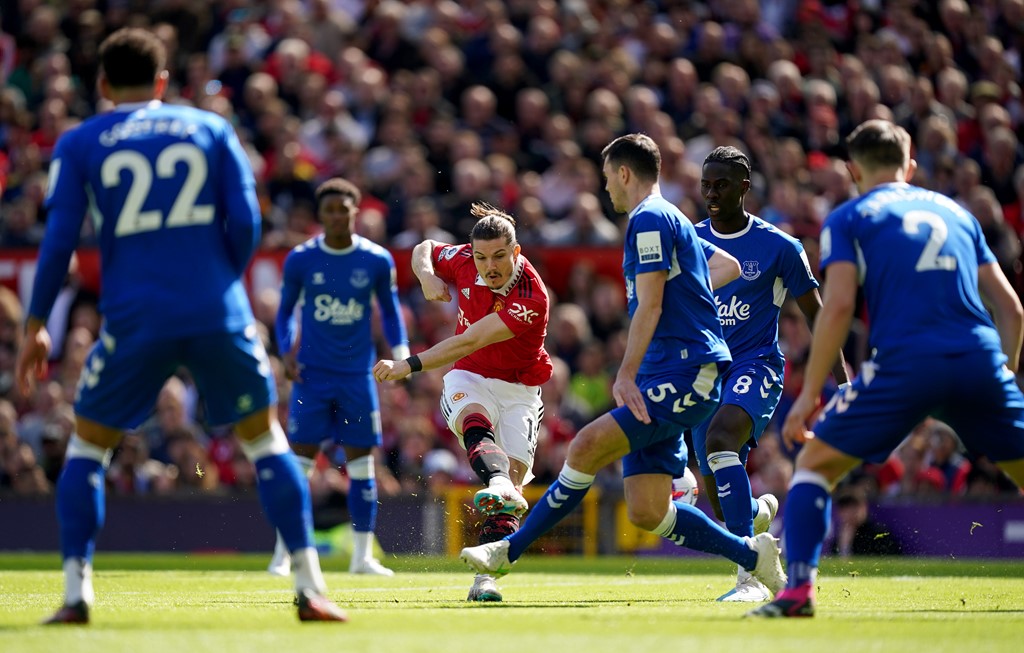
[
  {"left": 419, "top": 274, "right": 452, "bottom": 302},
  {"left": 373, "top": 359, "right": 411, "bottom": 382}
]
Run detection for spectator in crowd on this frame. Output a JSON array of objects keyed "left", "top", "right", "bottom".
[
  {"left": 0, "top": 287, "right": 22, "bottom": 400},
  {"left": 106, "top": 434, "right": 177, "bottom": 496},
  {"left": 135, "top": 377, "right": 208, "bottom": 466}
]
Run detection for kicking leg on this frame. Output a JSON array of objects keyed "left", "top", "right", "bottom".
[{"left": 459, "top": 407, "right": 527, "bottom": 517}]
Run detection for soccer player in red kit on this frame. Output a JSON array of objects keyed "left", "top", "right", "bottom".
[{"left": 373, "top": 202, "right": 552, "bottom": 602}]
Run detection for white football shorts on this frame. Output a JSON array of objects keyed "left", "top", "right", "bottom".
[{"left": 440, "top": 368, "right": 544, "bottom": 482}]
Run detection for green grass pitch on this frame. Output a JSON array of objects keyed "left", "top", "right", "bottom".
[{"left": 1, "top": 553, "right": 1022, "bottom": 653}]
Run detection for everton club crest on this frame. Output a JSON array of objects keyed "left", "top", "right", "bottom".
[{"left": 741, "top": 260, "right": 761, "bottom": 281}]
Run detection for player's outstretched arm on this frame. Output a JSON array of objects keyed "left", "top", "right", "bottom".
[
  {"left": 373, "top": 313, "right": 514, "bottom": 382},
  {"left": 411, "top": 240, "right": 452, "bottom": 302},
  {"left": 707, "top": 247, "right": 741, "bottom": 290},
  {"left": 795, "top": 288, "right": 851, "bottom": 385},
  {"left": 978, "top": 261, "right": 1024, "bottom": 372}
]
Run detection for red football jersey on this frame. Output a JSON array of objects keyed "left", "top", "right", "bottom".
[{"left": 431, "top": 243, "right": 553, "bottom": 386}]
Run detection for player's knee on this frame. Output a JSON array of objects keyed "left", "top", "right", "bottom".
[
  {"left": 75, "top": 416, "right": 123, "bottom": 450},
  {"left": 705, "top": 426, "right": 743, "bottom": 454},
  {"left": 234, "top": 407, "right": 274, "bottom": 441},
  {"left": 626, "top": 504, "right": 665, "bottom": 531},
  {"left": 456, "top": 405, "right": 491, "bottom": 432},
  {"left": 565, "top": 427, "right": 607, "bottom": 468}
]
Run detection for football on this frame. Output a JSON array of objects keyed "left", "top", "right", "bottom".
[{"left": 671, "top": 468, "right": 700, "bottom": 506}]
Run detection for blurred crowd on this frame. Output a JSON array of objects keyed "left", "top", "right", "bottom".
[{"left": 2, "top": 1, "right": 1024, "bottom": 512}]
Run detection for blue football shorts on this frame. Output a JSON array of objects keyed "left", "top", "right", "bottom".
[
  {"left": 691, "top": 356, "right": 784, "bottom": 476},
  {"left": 286, "top": 367, "right": 381, "bottom": 449},
  {"left": 76, "top": 325, "right": 276, "bottom": 430},
  {"left": 614, "top": 361, "right": 725, "bottom": 479},
  {"left": 815, "top": 349, "right": 1024, "bottom": 463}
]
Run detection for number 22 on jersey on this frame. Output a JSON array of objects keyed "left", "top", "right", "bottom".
[{"left": 99, "top": 143, "right": 214, "bottom": 236}]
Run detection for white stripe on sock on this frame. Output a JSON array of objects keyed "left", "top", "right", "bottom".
[{"left": 790, "top": 469, "right": 832, "bottom": 492}]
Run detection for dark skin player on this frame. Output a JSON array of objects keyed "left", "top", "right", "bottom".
[{"left": 698, "top": 158, "right": 850, "bottom": 522}]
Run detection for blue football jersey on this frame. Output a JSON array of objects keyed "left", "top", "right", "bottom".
[
  {"left": 623, "top": 194, "right": 731, "bottom": 375},
  {"left": 696, "top": 215, "right": 818, "bottom": 361},
  {"left": 32, "top": 101, "right": 260, "bottom": 339},
  {"left": 820, "top": 182, "right": 1002, "bottom": 359},
  {"left": 276, "top": 234, "right": 408, "bottom": 374}
]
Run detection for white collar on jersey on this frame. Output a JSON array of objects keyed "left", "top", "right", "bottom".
[
  {"left": 708, "top": 213, "right": 755, "bottom": 240},
  {"left": 627, "top": 191, "right": 663, "bottom": 220},
  {"left": 475, "top": 253, "right": 526, "bottom": 297},
  {"left": 113, "top": 100, "right": 163, "bottom": 113},
  {"left": 317, "top": 234, "right": 359, "bottom": 255}
]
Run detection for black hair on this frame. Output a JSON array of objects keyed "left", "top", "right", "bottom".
[
  {"left": 704, "top": 146, "right": 751, "bottom": 179},
  {"left": 99, "top": 28, "right": 167, "bottom": 88},
  {"left": 315, "top": 177, "right": 361, "bottom": 209}
]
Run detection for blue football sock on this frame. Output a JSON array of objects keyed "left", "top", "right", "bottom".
[
  {"left": 347, "top": 477, "right": 377, "bottom": 533},
  {"left": 57, "top": 457, "right": 106, "bottom": 562},
  {"left": 657, "top": 501, "right": 757, "bottom": 570},
  {"left": 255, "top": 453, "right": 315, "bottom": 552},
  {"left": 784, "top": 471, "right": 832, "bottom": 588},
  {"left": 708, "top": 451, "right": 755, "bottom": 537},
  {"left": 506, "top": 464, "right": 594, "bottom": 561}
]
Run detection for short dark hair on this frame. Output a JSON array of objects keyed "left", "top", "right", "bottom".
[
  {"left": 601, "top": 133, "right": 661, "bottom": 181},
  {"left": 704, "top": 146, "right": 751, "bottom": 179},
  {"left": 315, "top": 177, "right": 361, "bottom": 208},
  {"left": 99, "top": 28, "right": 167, "bottom": 88},
  {"left": 846, "top": 120, "right": 911, "bottom": 171},
  {"left": 469, "top": 202, "right": 517, "bottom": 246}
]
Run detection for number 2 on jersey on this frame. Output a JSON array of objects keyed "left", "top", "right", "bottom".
[
  {"left": 902, "top": 210, "right": 957, "bottom": 272},
  {"left": 101, "top": 143, "right": 214, "bottom": 236}
]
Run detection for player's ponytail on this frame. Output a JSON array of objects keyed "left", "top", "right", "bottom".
[{"left": 469, "top": 202, "right": 517, "bottom": 246}]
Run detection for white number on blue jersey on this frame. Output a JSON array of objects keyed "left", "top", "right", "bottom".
[
  {"left": 646, "top": 381, "right": 697, "bottom": 413},
  {"left": 102, "top": 143, "right": 214, "bottom": 236},
  {"left": 902, "top": 210, "right": 957, "bottom": 272},
  {"left": 646, "top": 382, "right": 678, "bottom": 402},
  {"left": 732, "top": 375, "right": 752, "bottom": 394}
]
